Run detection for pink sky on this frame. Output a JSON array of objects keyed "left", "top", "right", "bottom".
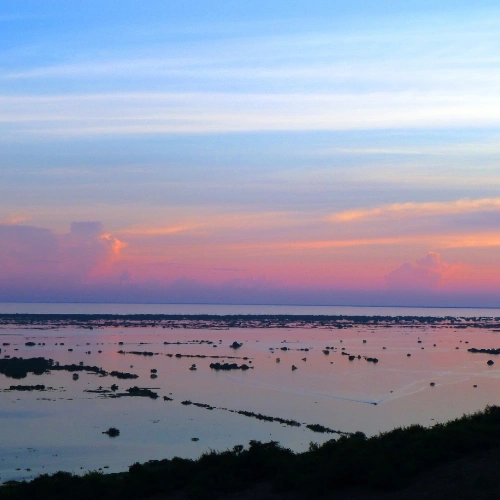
[
  {"left": 4, "top": 3, "right": 500, "bottom": 306},
  {"left": 3, "top": 197, "right": 500, "bottom": 306}
]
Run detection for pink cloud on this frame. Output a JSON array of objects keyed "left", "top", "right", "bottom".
[
  {"left": 0, "top": 222, "right": 125, "bottom": 291},
  {"left": 385, "top": 252, "right": 456, "bottom": 291},
  {"left": 60, "top": 222, "right": 126, "bottom": 280}
]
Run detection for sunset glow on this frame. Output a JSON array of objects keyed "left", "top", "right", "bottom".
[{"left": 3, "top": 1, "right": 500, "bottom": 306}]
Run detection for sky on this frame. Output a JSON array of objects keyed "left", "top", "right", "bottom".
[{"left": 2, "top": 0, "right": 500, "bottom": 306}]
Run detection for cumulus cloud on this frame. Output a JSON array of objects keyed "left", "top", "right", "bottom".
[
  {"left": 385, "top": 252, "right": 454, "bottom": 291},
  {"left": 0, "top": 222, "right": 126, "bottom": 292},
  {"left": 60, "top": 221, "right": 126, "bottom": 280}
]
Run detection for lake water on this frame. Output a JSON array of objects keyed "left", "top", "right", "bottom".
[
  {"left": 2, "top": 302, "right": 500, "bottom": 317},
  {"left": 2, "top": 306, "right": 500, "bottom": 484}
]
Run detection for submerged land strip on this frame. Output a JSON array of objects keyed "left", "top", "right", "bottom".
[{"left": 0, "top": 356, "right": 347, "bottom": 435}]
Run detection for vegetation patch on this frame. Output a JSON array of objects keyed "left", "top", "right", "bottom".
[
  {"left": 468, "top": 347, "right": 500, "bottom": 355},
  {"left": 209, "top": 362, "right": 252, "bottom": 371},
  {"left": 124, "top": 387, "right": 158, "bottom": 399},
  {"left": 102, "top": 427, "right": 120, "bottom": 437},
  {"left": 169, "top": 353, "right": 249, "bottom": 360},
  {"left": 236, "top": 410, "right": 301, "bottom": 427},
  {"left": 0, "top": 357, "right": 52, "bottom": 379},
  {"left": 6, "top": 384, "right": 47, "bottom": 391},
  {"left": 117, "top": 350, "right": 156, "bottom": 356},
  {"left": 305, "top": 423, "right": 340, "bottom": 434},
  {"left": 109, "top": 371, "right": 138, "bottom": 379}
]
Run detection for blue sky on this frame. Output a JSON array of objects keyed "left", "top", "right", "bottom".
[{"left": 2, "top": 1, "right": 500, "bottom": 305}]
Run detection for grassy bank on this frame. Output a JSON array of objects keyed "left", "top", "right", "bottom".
[{"left": 3, "top": 405, "right": 500, "bottom": 499}]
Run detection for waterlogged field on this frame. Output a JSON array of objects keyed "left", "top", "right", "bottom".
[{"left": 2, "top": 314, "right": 500, "bottom": 483}]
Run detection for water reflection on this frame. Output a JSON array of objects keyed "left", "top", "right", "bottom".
[{"left": 1, "top": 320, "right": 500, "bottom": 482}]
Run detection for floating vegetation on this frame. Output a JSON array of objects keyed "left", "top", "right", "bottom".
[
  {"left": 209, "top": 362, "right": 252, "bottom": 371},
  {"left": 236, "top": 410, "right": 301, "bottom": 427},
  {"left": 468, "top": 347, "right": 500, "bottom": 355},
  {"left": 51, "top": 363, "right": 107, "bottom": 376},
  {"left": 84, "top": 387, "right": 114, "bottom": 394},
  {"left": 0, "top": 357, "right": 52, "bottom": 379},
  {"left": 6, "top": 384, "right": 46, "bottom": 391},
  {"left": 118, "top": 350, "right": 156, "bottom": 356},
  {"left": 169, "top": 353, "right": 249, "bottom": 360},
  {"left": 109, "top": 371, "right": 139, "bottom": 379},
  {"left": 305, "top": 423, "right": 341, "bottom": 434},
  {"left": 192, "top": 402, "right": 214, "bottom": 410},
  {"left": 102, "top": 427, "right": 120, "bottom": 437},
  {"left": 163, "top": 340, "right": 213, "bottom": 345},
  {"left": 0, "top": 357, "right": 139, "bottom": 380},
  {"left": 125, "top": 386, "right": 159, "bottom": 399},
  {"left": 177, "top": 397, "right": 344, "bottom": 433},
  {"left": 91, "top": 386, "right": 160, "bottom": 399}
]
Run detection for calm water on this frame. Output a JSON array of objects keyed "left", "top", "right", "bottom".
[
  {"left": 2, "top": 302, "right": 500, "bottom": 317},
  {"left": 2, "top": 308, "right": 500, "bottom": 483}
]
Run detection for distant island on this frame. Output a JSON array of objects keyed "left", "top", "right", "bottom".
[{"left": 2, "top": 312, "right": 500, "bottom": 330}]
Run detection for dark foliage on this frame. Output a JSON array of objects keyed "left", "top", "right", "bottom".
[
  {"left": 7, "top": 385, "right": 45, "bottom": 391},
  {"left": 468, "top": 347, "right": 500, "bottom": 355},
  {"left": 0, "top": 357, "right": 51, "bottom": 379},
  {"left": 103, "top": 428, "right": 120, "bottom": 437},
  {"left": 109, "top": 371, "right": 139, "bottom": 379},
  {"left": 125, "top": 387, "right": 158, "bottom": 399},
  {"left": 209, "top": 362, "right": 251, "bottom": 371}
]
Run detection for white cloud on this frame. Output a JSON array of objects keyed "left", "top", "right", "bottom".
[
  {"left": 3, "top": 90, "right": 500, "bottom": 137},
  {"left": 330, "top": 198, "right": 500, "bottom": 223}
]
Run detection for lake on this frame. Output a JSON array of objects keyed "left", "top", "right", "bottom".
[{"left": 1, "top": 308, "right": 500, "bottom": 483}]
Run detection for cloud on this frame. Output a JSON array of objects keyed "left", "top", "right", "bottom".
[
  {"left": 0, "top": 225, "right": 59, "bottom": 279},
  {"left": 118, "top": 212, "right": 305, "bottom": 242},
  {"left": 0, "top": 222, "right": 126, "bottom": 290},
  {"left": 385, "top": 252, "right": 455, "bottom": 291},
  {"left": 4, "top": 90, "right": 500, "bottom": 138},
  {"left": 0, "top": 213, "right": 31, "bottom": 225},
  {"left": 59, "top": 222, "right": 126, "bottom": 280},
  {"left": 69, "top": 221, "right": 104, "bottom": 238},
  {"left": 329, "top": 198, "right": 500, "bottom": 223}
]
